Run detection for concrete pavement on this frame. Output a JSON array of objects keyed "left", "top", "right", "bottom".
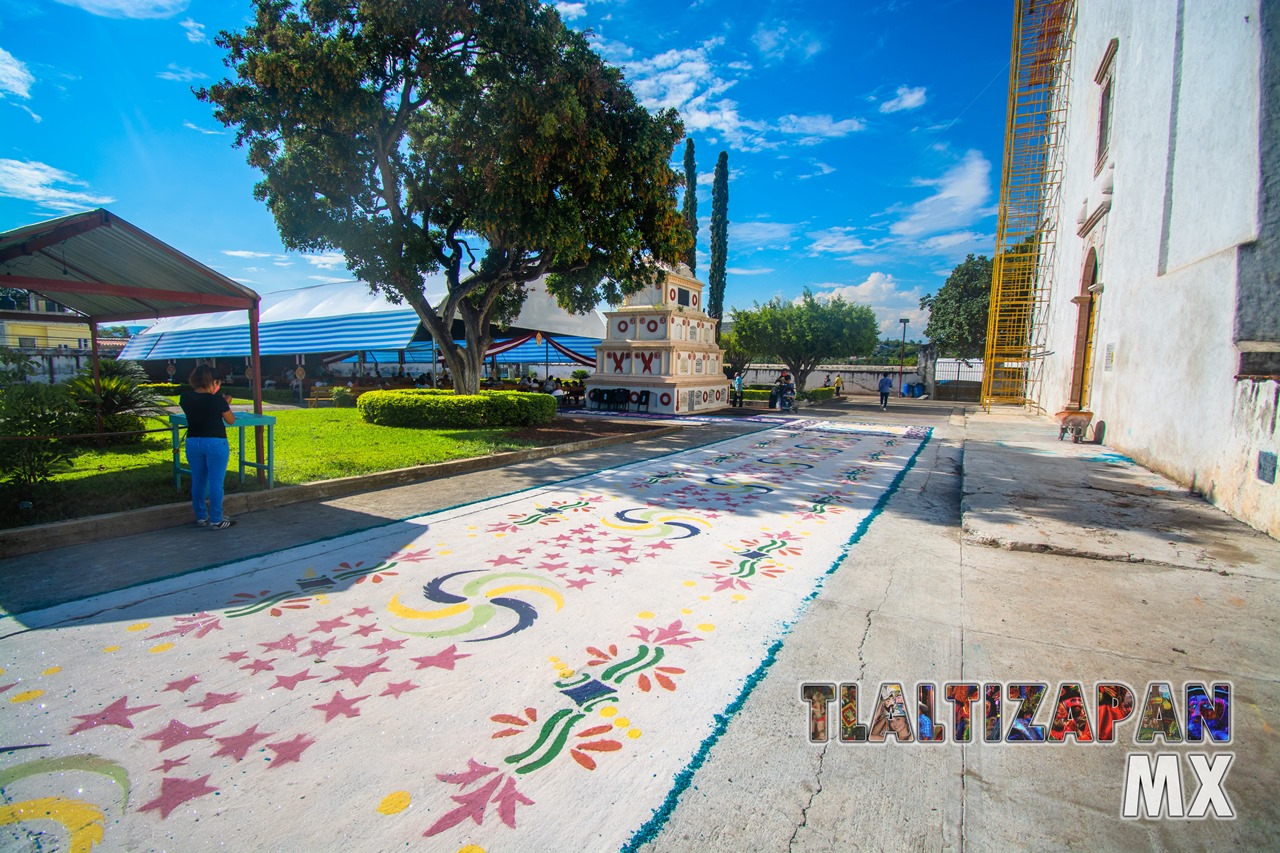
[{"left": 1, "top": 396, "right": 1275, "bottom": 851}]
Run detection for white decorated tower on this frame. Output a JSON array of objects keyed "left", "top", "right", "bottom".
[{"left": 587, "top": 265, "right": 729, "bottom": 414}]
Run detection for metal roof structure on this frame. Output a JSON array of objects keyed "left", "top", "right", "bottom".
[
  {"left": 119, "top": 278, "right": 605, "bottom": 361},
  {"left": 0, "top": 208, "right": 259, "bottom": 323}
]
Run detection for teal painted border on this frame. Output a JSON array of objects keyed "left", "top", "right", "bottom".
[{"left": 621, "top": 426, "right": 935, "bottom": 853}]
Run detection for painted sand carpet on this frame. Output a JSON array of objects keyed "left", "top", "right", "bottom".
[{"left": 1, "top": 419, "right": 929, "bottom": 852}]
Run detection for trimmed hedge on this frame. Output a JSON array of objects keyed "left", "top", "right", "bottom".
[
  {"left": 805, "top": 387, "right": 836, "bottom": 402},
  {"left": 357, "top": 389, "right": 557, "bottom": 428},
  {"left": 742, "top": 389, "right": 771, "bottom": 402},
  {"left": 140, "top": 382, "right": 182, "bottom": 394}
]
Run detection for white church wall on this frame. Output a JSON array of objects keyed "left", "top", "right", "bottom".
[{"left": 1039, "top": 1, "right": 1277, "bottom": 535}]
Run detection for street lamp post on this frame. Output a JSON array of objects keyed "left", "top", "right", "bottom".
[{"left": 898, "top": 318, "right": 909, "bottom": 397}]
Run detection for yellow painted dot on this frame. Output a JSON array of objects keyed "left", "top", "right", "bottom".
[
  {"left": 699, "top": 596, "right": 710, "bottom": 602},
  {"left": 599, "top": 707, "right": 618, "bottom": 718},
  {"left": 439, "top": 550, "right": 453, "bottom": 555},
  {"left": 457, "top": 846, "right": 486, "bottom": 853},
  {"left": 682, "top": 581, "right": 696, "bottom": 587},
  {"left": 680, "top": 608, "right": 692, "bottom": 614},
  {"left": 548, "top": 656, "right": 561, "bottom": 663},
  {"left": 627, "top": 729, "right": 643, "bottom": 740},
  {"left": 149, "top": 643, "right": 175, "bottom": 653},
  {"left": 636, "top": 611, "right": 654, "bottom": 619},
  {"left": 377, "top": 791, "right": 411, "bottom": 815},
  {"left": 697, "top": 624, "right": 716, "bottom": 632},
  {"left": 0, "top": 668, "right": 4, "bottom": 676},
  {"left": 126, "top": 622, "right": 150, "bottom": 632},
  {"left": 10, "top": 689, "right": 44, "bottom": 703},
  {"left": 613, "top": 717, "right": 630, "bottom": 728},
  {"left": 42, "top": 666, "right": 61, "bottom": 675},
  {"left": 731, "top": 594, "right": 746, "bottom": 601},
  {"left": 558, "top": 670, "right": 574, "bottom": 678},
  {"left": 102, "top": 645, "right": 120, "bottom": 653}
]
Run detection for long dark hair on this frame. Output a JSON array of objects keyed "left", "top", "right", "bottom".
[{"left": 189, "top": 364, "right": 219, "bottom": 390}]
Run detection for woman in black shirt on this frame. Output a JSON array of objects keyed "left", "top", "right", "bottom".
[{"left": 179, "top": 364, "right": 236, "bottom": 529}]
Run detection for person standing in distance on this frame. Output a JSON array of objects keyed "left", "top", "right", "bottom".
[
  {"left": 180, "top": 364, "right": 236, "bottom": 529},
  {"left": 877, "top": 372, "right": 893, "bottom": 412}
]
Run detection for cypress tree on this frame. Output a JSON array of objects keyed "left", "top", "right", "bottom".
[
  {"left": 708, "top": 150, "right": 729, "bottom": 328},
  {"left": 681, "top": 139, "right": 698, "bottom": 273}
]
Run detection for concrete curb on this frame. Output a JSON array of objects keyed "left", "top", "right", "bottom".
[{"left": 0, "top": 425, "right": 681, "bottom": 559}]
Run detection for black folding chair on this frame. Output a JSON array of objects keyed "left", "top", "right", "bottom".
[{"left": 636, "top": 390, "right": 650, "bottom": 413}]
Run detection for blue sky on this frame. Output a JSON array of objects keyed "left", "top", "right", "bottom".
[{"left": 0, "top": 0, "right": 1012, "bottom": 340}]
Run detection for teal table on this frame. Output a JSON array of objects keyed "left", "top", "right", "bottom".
[{"left": 170, "top": 413, "right": 276, "bottom": 490}]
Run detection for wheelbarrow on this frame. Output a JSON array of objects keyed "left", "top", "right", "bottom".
[{"left": 1055, "top": 410, "right": 1093, "bottom": 443}]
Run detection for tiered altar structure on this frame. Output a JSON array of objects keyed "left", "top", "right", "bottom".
[{"left": 587, "top": 265, "right": 729, "bottom": 414}]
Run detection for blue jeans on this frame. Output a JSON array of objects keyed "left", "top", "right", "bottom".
[{"left": 187, "top": 437, "right": 230, "bottom": 523}]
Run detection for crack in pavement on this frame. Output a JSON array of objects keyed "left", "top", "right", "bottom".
[{"left": 788, "top": 739, "right": 828, "bottom": 853}]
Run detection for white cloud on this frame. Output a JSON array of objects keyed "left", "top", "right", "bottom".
[
  {"left": 752, "top": 21, "right": 822, "bottom": 62},
  {"left": 309, "top": 275, "right": 355, "bottom": 284},
  {"left": 180, "top": 17, "right": 207, "bottom": 43},
  {"left": 157, "top": 64, "right": 206, "bottom": 82},
  {"left": 222, "top": 249, "right": 282, "bottom": 260},
  {"left": 304, "top": 252, "right": 347, "bottom": 270},
  {"left": 729, "top": 220, "right": 798, "bottom": 250},
  {"left": 891, "top": 150, "right": 992, "bottom": 238},
  {"left": 919, "top": 230, "right": 986, "bottom": 252},
  {"left": 17, "top": 104, "right": 42, "bottom": 123},
  {"left": 813, "top": 271, "right": 928, "bottom": 336},
  {"left": 618, "top": 39, "right": 856, "bottom": 152},
  {"left": 0, "top": 158, "right": 115, "bottom": 212},
  {"left": 0, "top": 48, "right": 34, "bottom": 99},
  {"left": 880, "top": 85, "right": 927, "bottom": 113},
  {"left": 806, "top": 227, "right": 869, "bottom": 256},
  {"left": 777, "top": 114, "right": 864, "bottom": 142},
  {"left": 54, "top": 0, "right": 189, "bottom": 18},
  {"left": 554, "top": 2, "right": 586, "bottom": 20},
  {"left": 183, "top": 120, "right": 224, "bottom": 135},
  {"left": 696, "top": 167, "right": 742, "bottom": 187},
  {"left": 726, "top": 267, "right": 774, "bottom": 276},
  {"left": 797, "top": 161, "right": 835, "bottom": 180}
]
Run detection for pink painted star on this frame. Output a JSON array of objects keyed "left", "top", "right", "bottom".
[
  {"left": 410, "top": 645, "right": 471, "bottom": 671},
  {"left": 312, "top": 616, "right": 350, "bottom": 634},
  {"left": 486, "top": 554, "right": 522, "bottom": 567},
  {"left": 363, "top": 637, "right": 407, "bottom": 654},
  {"left": 151, "top": 756, "right": 189, "bottom": 773},
  {"left": 313, "top": 691, "right": 369, "bottom": 723},
  {"left": 266, "top": 733, "right": 316, "bottom": 769},
  {"left": 349, "top": 623, "right": 380, "bottom": 638},
  {"left": 240, "top": 657, "right": 276, "bottom": 675},
  {"left": 380, "top": 680, "right": 419, "bottom": 699},
  {"left": 322, "top": 656, "right": 391, "bottom": 688},
  {"left": 163, "top": 675, "right": 200, "bottom": 694},
  {"left": 138, "top": 775, "right": 218, "bottom": 819},
  {"left": 553, "top": 534, "right": 575, "bottom": 543},
  {"left": 579, "top": 546, "right": 598, "bottom": 555},
  {"left": 271, "top": 669, "right": 319, "bottom": 691},
  {"left": 618, "top": 556, "right": 639, "bottom": 565},
  {"left": 303, "top": 636, "right": 345, "bottom": 659},
  {"left": 143, "top": 719, "right": 223, "bottom": 752},
  {"left": 566, "top": 578, "right": 594, "bottom": 590},
  {"left": 569, "top": 526, "right": 590, "bottom": 535},
  {"left": 221, "top": 651, "right": 248, "bottom": 663},
  {"left": 69, "top": 696, "right": 159, "bottom": 736},
  {"left": 649, "top": 541, "right": 675, "bottom": 551},
  {"left": 211, "top": 723, "right": 274, "bottom": 762},
  {"left": 537, "top": 560, "right": 567, "bottom": 570},
  {"left": 572, "top": 565, "right": 596, "bottom": 575},
  {"left": 259, "top": 633, "right": 305, "bottom": 653},
  {"left": 605, "top": 567, "right": 624, "bottom": 576},
  {"left": 188, "top": 691, "right": 241, "bottom": 713},
  {"left": 516, "top": 547, "right": 534, "bottom": 555},
  {"left": 608, "top": 544, "right": 633, "bottom": 554},
  {"left": 348, "top": 606, "right": 374, "bottom": 618}
]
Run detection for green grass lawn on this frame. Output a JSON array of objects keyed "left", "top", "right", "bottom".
[{"left": 4, "top": 408, "right": 541, "bottom": 528}]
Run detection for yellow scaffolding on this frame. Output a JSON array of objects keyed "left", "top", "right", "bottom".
[{"left": 982, "top": 0, "right": 1076, "bottom": 409}]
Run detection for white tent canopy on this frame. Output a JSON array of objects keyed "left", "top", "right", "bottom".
[{"left": 119, "top": 276, "right": 606, "bottom": 360}]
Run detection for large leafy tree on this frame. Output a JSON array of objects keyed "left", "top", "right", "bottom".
[
  {"left": 681, "top": 138, "right": 697, "bottom": 273},
  {"left": 708, "top": 150, "right": 728, "bottom": 331},
  {"left": 731, "top": 290, "right": 877, "bottom": 391},
  {"left": 919, "top": 253, "right": 993, "bottom": 358},
  {"left": 718, "top": 327, "right": 756, "bottom": 378},
  {"left": 199, "top": 0, "right": 689, "bottom": 394}
]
